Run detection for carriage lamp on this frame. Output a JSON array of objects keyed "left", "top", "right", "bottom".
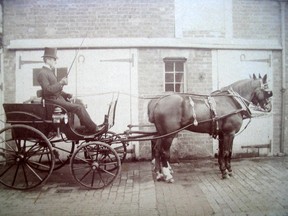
[
  {"left": 52, "top": 107, "right": 68, "bottom": 124},
  {"left": 52, "top": 107, "right": 68, "bottom": 137}
]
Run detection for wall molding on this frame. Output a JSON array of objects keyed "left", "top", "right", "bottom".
[{"left": 7, "top": 38, "right": 282, "bottom": 51}]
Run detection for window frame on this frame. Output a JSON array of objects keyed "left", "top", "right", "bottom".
[{"left": 163, "top": 57, "right": 187, "bottom": 93}]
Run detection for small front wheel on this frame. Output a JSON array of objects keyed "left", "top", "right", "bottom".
[{"left": 70, "top": 141, "right": 121, "bottom": 189}]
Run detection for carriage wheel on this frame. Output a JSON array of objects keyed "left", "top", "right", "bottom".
[
  {"left": 99, "top": 131, "right": 127, "bottom": 163},
  {"left": 48, "top": 134, "right": 75, "bottom": 170},
  {"left": 29, "top": 133, "right": 75, "bottom": 171},
  {"left": 0, "top": 124, "right": 54, "bottom": 190},
  {"left": 70, "top": 141, "right": 121, "bottom": 189}
]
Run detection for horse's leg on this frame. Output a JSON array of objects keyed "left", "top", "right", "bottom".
[
  {"left": 151, "top": 138, "right": 157, "bottom": 168},
  {"left": 218, "top": 133, "right": 228, "bottom": 179},
  {"left": 167, "top": 161, "right": 173, "bottom": 174},
  {"left": 153, "top": 139, "right": 164, "bottom": 181},
  {"left": 160, "top": 137, "right": 174, "bottom": 183},
  {"left": 219, "top": 133, "right": 235, "bottom": 179},
  {"left": 225, "top": 136, "right": 234, "bottom": 177}
]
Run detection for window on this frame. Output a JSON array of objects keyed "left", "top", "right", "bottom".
[
  {"left": 33, "top": 67, "right": 68, "bottom": 86},
  {"left": 163, "top": 57, "right": 186, "bottom": 92},
  {"left": 175, "top": 0, "right": 226, "bottom": 38}
]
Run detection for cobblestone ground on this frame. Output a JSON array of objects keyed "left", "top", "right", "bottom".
[{"left": 0, "top": 157, "right": 288, "bottom": 216}]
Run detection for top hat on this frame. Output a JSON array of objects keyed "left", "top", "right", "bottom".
[{"left": 42, "top": 47, "right": 58, "bottom": 59}]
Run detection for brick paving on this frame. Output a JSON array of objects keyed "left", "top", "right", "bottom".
[{"left": 0, "top": 157, "right": 288, "bottom": 216}]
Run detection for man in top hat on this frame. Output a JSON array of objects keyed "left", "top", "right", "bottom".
[{"left": 37, "top": 47, "right": 104, "bottom": 134}]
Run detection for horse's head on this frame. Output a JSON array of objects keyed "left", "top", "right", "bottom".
[{"left": 251, "top": 74, "right": 273, "bottom": 112}]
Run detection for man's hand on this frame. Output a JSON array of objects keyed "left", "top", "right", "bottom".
[
  {"left": 59, "top": 77, "right": 68, "bottom": 86},
  {"left": 66, "top": 93, "right": 73, "bottom": 99}
]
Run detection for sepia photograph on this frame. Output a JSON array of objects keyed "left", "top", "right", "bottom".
[{"left": 0, "top": 0, "right": 287, "bottom": 215}]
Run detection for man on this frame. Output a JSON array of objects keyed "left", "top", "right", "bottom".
[{"left": 37, "top": 47, "right": 104, "bottom": 134}]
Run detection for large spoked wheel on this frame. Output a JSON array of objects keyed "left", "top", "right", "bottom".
[
  {"left": 0, "top": 124, "right": 55, "bottom": 190},
  {"left": 99, "top": 131, "right": 127, "bottom": 163},
  {"left": 70, "top": 141, "right": 121, "bottom": 189}
]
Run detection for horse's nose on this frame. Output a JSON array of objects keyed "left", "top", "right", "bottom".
[{"left": 264, "top": 101, "right": 272, "bottom": 112}]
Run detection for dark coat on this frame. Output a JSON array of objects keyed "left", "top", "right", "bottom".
[{"left": 37, "top": 66, "right": 69, "bottom": 100}]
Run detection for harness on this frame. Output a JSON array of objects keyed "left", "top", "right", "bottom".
[
  {"left": 206, "top": 96, "right": 219, "bottom": 138},
  {"left": 189, "top": 89, "right": 252, "bottom": 139}
]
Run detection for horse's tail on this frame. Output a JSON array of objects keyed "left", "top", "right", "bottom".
[{"left": 147, "top": 99, "right": 157, "bottom": 123}]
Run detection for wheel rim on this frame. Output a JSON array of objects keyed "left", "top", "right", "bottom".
[
  {"left": 71, "top": 142, "right": 121, "bottom": 189},
  {"left": 0, "top": 125, "right": 54, "bottom": 190}
]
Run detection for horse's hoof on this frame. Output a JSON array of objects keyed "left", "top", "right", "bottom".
[
  {"left": 221, "top": 170, "right": 230, "bottom": 179},
  {"left": 156, "top": 173, "right": 165, "bottom": 181},
  {"left": 165, "top": 178, "right": 174, "bottom": 183},
  {"left": 228, "top": 171, "right": 233, "bottom": 177}
]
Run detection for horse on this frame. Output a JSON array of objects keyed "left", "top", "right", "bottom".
[{"left": 148, "top": 74, "right": 273, "bottom": 182}]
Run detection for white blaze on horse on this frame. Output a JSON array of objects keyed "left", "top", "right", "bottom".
[{"left": 148, "top": 74, "right": 273, "bottom": 182}]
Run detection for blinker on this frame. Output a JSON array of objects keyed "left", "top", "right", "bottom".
[{"left": 265, "top": 91, "right": 273, "bottom": 97}]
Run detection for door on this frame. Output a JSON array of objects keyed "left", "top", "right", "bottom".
[
  {"left": 212, "top": 50, "right": 273, "bottom": 156},
  {"left": 15, "top": 49, "right": 138, "bottom": 134}
]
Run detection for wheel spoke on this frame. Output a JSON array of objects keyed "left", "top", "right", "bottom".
[
  {"left": 79, "top": 168, "right": 92, "bottom": 182},
  {"left": 28, "top": 160, "right": 51, "bottom": 170},
  {"left": 74, "top": 154, "right": 90, "bottom": 164},
  {"left": 91, "top": 170, "right": 96, "bottom": 187},
  {"left": 98, "top": 167, "right": 116, "bottom": 177},
  {"left": 22, "top": 163, "right": 29, "bottom": 187},
  {"left": 99, "top": 161, "right": 119, "bottom": 167},
  {"left": 25, "top": 163, "right": 43, "bottom": 181},
  {"left": 12, "top": 163, "right": 20, "bottom": 186},
  {"left": 37, "top": 146, "right": 45, "bottom": 165},
  {"left": 0, "top": 147, "right": 17, "bottom": 155},
  {"left": 2, "top": 141, "right": 17, "bottom": 153},
  {"left": 0, "top": 163, "right": 15, "bottom": 178},
  {"left": 96, "top": 170, "right": 105, "bottom": 186},
  {"left": 72, "top": 164, "right": 90, "bottom": 171}
]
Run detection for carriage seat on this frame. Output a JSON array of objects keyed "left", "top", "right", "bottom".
[
  {"left": 30, "top": 90, "right": 43, "bottom": 104},
  {"left": 22, "top": 90, "right": 42, "bottom": 104},
  {"left": 36, "top": 89, "right": 43, "bottom": 98}
]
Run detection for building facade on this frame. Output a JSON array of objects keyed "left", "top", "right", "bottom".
[{"left": 0, "top": 0, "right": 287, "bottom": 160}]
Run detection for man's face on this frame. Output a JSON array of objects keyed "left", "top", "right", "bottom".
[{"left": 46, "top": 57, "right": 57, "bottom": 68}]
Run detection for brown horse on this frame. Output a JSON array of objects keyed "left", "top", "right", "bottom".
[{"left": 148, "top": 74, "right": 273, "bottom": 182}]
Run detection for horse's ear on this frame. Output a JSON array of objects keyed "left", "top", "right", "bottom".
[
  {"left": 262, "top": 74, "right": 267, "bottom": 83},
  {"left": 253, "top": 74, "right": 257, "bottom": 80},
  {"left": 249, "top": 74, "right": 252, "bottom": 79},
  {"left": 259, "top": 74, "right": 262, "bottom": 79}
]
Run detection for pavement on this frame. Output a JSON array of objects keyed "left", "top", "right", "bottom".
[{"left": 0, "top": 156, "right": 288, "bottom": 216}]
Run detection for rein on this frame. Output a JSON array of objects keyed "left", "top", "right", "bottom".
[{"left": 122, "top": 107, "right": 248, "bottom": 142}]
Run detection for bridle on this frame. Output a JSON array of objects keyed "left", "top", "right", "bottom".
[{"left": 251, "top": 79, "right": 273, "bottom": 111}]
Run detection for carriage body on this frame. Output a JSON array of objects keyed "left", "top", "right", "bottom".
[
  {"left": 0, "top": 94, "right": 122, "bottom": 190},
  {"left": 4, "top": 102, "right": 95, "bottom": 141}
]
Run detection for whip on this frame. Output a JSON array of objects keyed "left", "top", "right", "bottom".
[{"left": 66, "top": 37, "right": 86, "bottom": 77}]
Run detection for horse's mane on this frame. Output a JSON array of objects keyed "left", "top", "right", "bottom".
[{"left": 220, "top": 78, "right": 259, "bottom": 96}]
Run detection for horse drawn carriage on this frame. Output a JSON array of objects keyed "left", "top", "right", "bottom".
[
  {"left": 0, "top": 74, "right": 273, "bottom": 190},
  {"left": 0, "top": 91, "right": 126, "bottom": 190}
]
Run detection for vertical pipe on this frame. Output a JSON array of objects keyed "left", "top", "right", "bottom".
[{"left": 280, "top": 1, "right": 286, "bottom": 154}]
